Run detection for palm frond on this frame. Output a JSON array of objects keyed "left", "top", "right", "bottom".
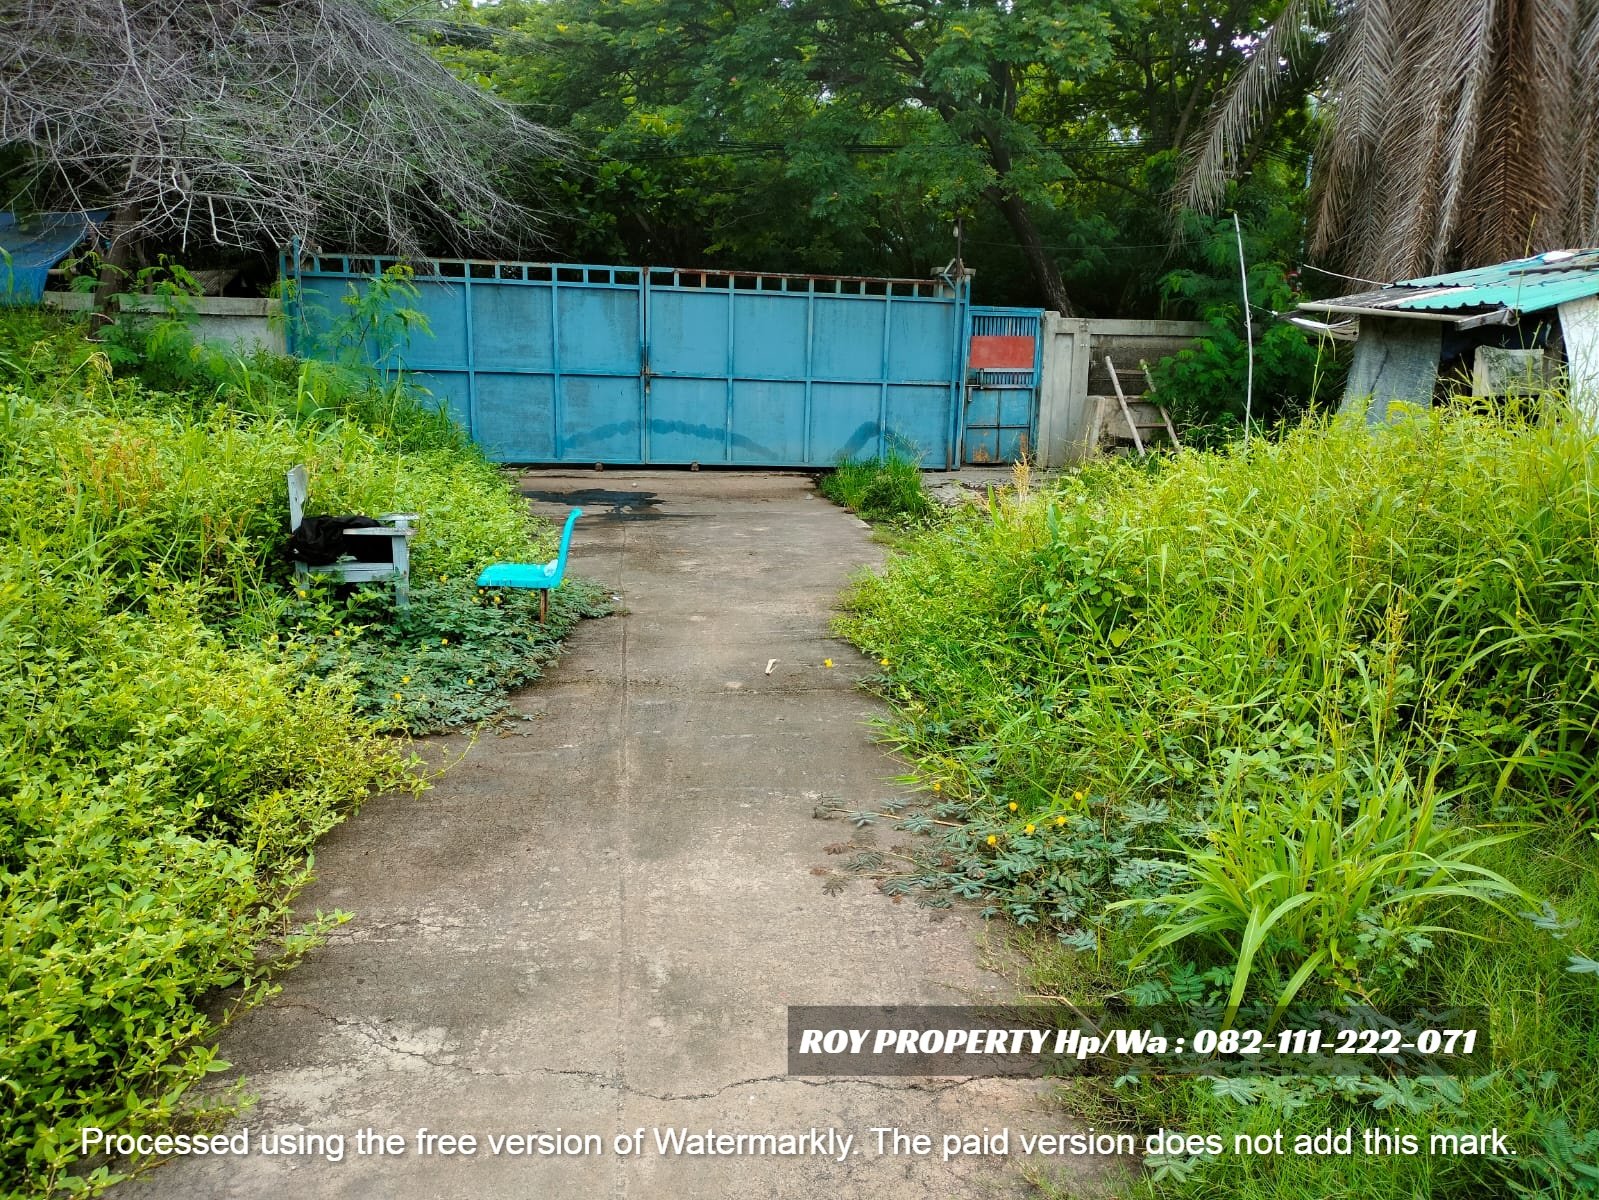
[
  {"left": 1176, "top": 0, "right": 1336, "bottom": 214},
  {"left": 1455, "top": 0, "right": 1546, "bottom": 267},
  {"left": 1426, "top": 0, "right": 1507, "bottom": 266},
  {"left": 1307, "top": 0, "right": 1399, "bottom": 270},
  {"left": 1572, "top": 1, "right": 1599, "bottom": 241}
]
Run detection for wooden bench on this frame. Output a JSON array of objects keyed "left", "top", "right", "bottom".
[{"left": 287, "top": 465, "right": 418, "bottom": 608}]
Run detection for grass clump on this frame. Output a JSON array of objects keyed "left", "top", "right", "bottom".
[
  {"left": 818, "top": 450, "right": 936, "bottom": 523},
  {"left": 836, "top": 403, "right": 1599, "bottom": 1198},
  {"left": 0, "top": 305, "right": 601, "bottom": 1195}
]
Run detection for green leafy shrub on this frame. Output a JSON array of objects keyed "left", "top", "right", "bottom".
[
  {"left": 0, "top": 304, "right": 601, "bottom": 1195},
  {"left": 844, "top": 407, "right": 1599, "bottom": 841},
  {"left": 283, "top": 574, "right": 611, "bottom": 733},
  {"left": 1148, "top": 212, "right": 1346, "bottom": 443},
  {"left": 0, "top": 563, "right": 418, "bottom": 1194}
]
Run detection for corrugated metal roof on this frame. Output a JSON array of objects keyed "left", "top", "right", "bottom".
[{"left": 1297, "top": 248, "right": 1599, "bottom": 324}]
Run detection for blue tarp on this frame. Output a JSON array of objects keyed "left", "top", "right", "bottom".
[{"left": 0, "top": 211, "right": 106, "bottom": 305}]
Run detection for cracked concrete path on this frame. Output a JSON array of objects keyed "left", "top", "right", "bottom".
[{"left": 134, "top": 471, "right": 1105, "bottom": 1200}]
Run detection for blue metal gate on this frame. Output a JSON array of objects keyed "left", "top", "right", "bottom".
[
  {"left": 964, "top": 306, "right": 1043, "bottom": 463},
  {"left": 286, "top": 254, "right": 982, "bottom": 468}
]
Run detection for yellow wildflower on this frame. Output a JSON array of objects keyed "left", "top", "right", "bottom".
[
  {"left": 1073, "top": 790, "right": 1085, "bottom": 801},
  {"left": 401, "top": 675, "right": 411, "bottom": 684},
  {"left": 393, "top": 692, "right": 403, "bottom": 701},
  {"left": 986, "top": 835, "right": 997, "bottom": 847},
  {"left": 1055, "top": 815, "right": 1067, "bottom": 826},
  {"left": 1008, "top": 801, "right": 1018, "bottom": 812},
  {"left": 823, "top": 658, "right": 834, "bottom": 668},
  {"left": 441, "top": 637, "right": 449, "bottom": 645},
  {"left": 1024, "top": 824, "right": 1035, "bottom": 834},
  {"left": 931, "top": 781, "right": 942, "bottom": 792}
]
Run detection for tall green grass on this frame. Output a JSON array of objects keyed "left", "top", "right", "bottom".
[
  {"left": 818, "top": 450, "right": 936, "bottom": 523},
  {"left": 838, "top": 404, "right": 1599, "bottom": 1197}
]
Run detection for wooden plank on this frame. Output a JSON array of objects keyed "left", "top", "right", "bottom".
[{"left": 1105, "top": 356, "right": 1144, "bottom": 456}]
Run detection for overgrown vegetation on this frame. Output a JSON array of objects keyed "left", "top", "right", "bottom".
[
  {"left": 1146, "top": 212, "right": 1347, "bottom": 440},
  {"left": 817, "top": 451, "right": 937, "bottom": 524},
  {"left": 0, "top": 298, "right": 600, "bottom": 1196},
  {"left": 836, "top": 406, "right": 1599, "bottom": 1197}
]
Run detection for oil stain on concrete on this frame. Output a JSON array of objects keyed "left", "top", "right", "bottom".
[{"left": 131, "top": 470, "right": 1110, "bottom": 1200}]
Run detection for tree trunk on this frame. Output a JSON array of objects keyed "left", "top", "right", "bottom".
[
  {"left": 90, "top": 202, "right": 141, "bottom": 330},
  {"left": 989, "top": 188, "right": 1074, "bottom": 315}
]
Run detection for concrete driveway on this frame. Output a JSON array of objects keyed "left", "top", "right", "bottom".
[{"left": 133, "top": 471, "right": 1098, "bottom": 1199}]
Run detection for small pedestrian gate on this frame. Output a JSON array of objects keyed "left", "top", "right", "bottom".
[
  {"left": 286, "top": 254, "right": 1009, "bottom": 469},
  {"left": 964, "top": 306, "right": 1043, "bottom": 463}
]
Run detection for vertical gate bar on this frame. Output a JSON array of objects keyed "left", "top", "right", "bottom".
[
  {"left": 948, "top": 286, "right": 961, "bottom": 468},
  {"left": 292, "top": 243, "right": 304, "bottom": 358},
  {"left": 948, "top": 277, "right": 972, "bottom": 469},
  {"left": 802, "top": 283, "right": 815, "bottom": 465},
  {"left": 551, "top": 273, "right": 563, "bottom": 461},
  {"left": 877, "top": 291, "right": 893, "bottom": 460},
  {"left": 1029, "top": 311, "right": 1043, "bottom": 456},
  {"left": 949, "top": 286, "right": 959, "bottom": 468},
  {"left": 462, "top": 270, "right": 477, "bottom": 443},
  {"left": 639, "top": 267, "right": 649, "bottom": 463},
  {"left": 724, "top": 277, "right": 735, "bottom": 462},
  {"left": 953, "top": 281, "right": 965, "bottom": 464}
]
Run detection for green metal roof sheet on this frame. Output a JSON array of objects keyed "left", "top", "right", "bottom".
[{"left": 1298, "top": 248, "right": 1599, "bottom": 323}]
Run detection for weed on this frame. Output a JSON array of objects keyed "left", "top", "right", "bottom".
[
  {"left": 0, "top": 302, "right": 603, "bottom": 1194},
  {"left": 837, "top": 401, "right": 1599, "bottom": 1197},
  {"left": 818, "top": 450, "right": 936, "bottom": 523}
]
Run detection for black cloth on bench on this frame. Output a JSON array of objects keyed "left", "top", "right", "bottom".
[{"left": 287, "top": 516, "right": 394, "bottom": 565}]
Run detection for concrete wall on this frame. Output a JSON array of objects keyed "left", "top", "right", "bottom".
[
  {"left": 1337, "top": 316, "right": 1441, "bottom": 422},
  {"left": 1560, "top": 297, "right": 1599, "bottom": 427},
  {"left": 42, "top": 292, "right": 285, "bottom": 355},
  {"left": 1036, "top": 314, "right": 1211, "bottom": 466}
]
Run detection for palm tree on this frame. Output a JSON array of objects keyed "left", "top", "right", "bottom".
[{"left": 1180, "top": 0, "right": 1599, "bottom": 280}]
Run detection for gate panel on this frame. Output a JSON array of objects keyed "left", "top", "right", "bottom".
[
  {"left": 286, "top": 254, "right": 979, "bottom": 467},
  {"left": 965, "top": 307, "right": 1043, "bottom": 464},
  {"left": 471, "top": 285, "right": 553, "bottom": 369},
  {"left": 732, "top": 380, "right": 807, "bottom": 462},
  {"left": 810, "top": 383, "right": 882, "bottom": 462},
  {"left": 474, "top": 372, "right": 555, "bottom": 461},
  {"left": 647, "top": 377, "right": 726, "bottom": 462},
  {"left": 731, "top": 295, "right": 808, "bottom": 377}
]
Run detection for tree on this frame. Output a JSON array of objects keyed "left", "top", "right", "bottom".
[
  {"left": 447, "top": 0, "right": 1121, "bottom": 315},
  {"left": 0, "top": 0, "right": 565, "bottom": 265},
  {"left": 1180, "top": 0, "right": 1599, "bottom": 280}
]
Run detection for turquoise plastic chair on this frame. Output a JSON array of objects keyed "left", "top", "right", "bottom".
[{"left": 476, "top": 507, "right": 583, "bottom": 622}]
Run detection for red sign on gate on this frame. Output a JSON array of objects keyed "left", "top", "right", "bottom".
[{"left": 968, "top": 335, "right": 1036, "bottom": 370}]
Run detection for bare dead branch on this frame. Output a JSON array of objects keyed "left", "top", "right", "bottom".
[{"left": 0, "top": 0, "right": 568, "bottom": 256}]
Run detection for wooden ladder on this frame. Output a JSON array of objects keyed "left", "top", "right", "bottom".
[{"left": 1105, "top": 355, "right": 1181, "bottom": 456}]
